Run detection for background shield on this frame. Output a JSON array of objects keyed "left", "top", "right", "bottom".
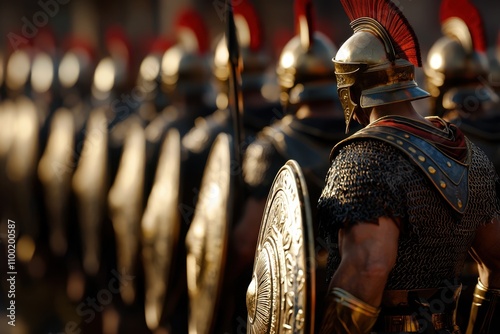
[
  {"left": 185, "top": 132, "right": 234, "bottom": 334},
  {"left": 141, "top": 129, "right": 182, "bottom": 330},
  {"left": 246, "top": 160, "right": 315, "bottom": 334}
]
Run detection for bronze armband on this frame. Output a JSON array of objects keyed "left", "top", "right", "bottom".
[
  {"left": 320, "top": 288, "right": 380, "bottom": 334},
  {"left": 466, "top": 279, "right": 500, "bottom": 334}
]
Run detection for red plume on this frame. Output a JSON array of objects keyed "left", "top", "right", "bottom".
[
  {"left": 232, "top": 0, "right": 262, "bottom": 51},
  {"left": 33, "top": 27, "right": 56, "bottom": 54},
  {"left": 150, "top": 37, "right": 174, "bottom": 54},
  {"left": 63, "top": 35, "right": 96, "bottom": 61},
  {"left": 439, "top": 0, "right": 487, "bottom": 52},
  {"left": 294, "top": 0, "right": 315, "bottom": 46},
  {"left": 340, "top": 0, "right": 422, "bottom": 67},
  {"left": 175, "top": 8, "right": 209, "bottom": 53},
  {"left": 105, "top": 25, "right": 131, "bottom": 64}
]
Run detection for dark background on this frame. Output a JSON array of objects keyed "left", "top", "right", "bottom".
[{"left": 1, "top": 0, "right": 499, "bottom": 61}]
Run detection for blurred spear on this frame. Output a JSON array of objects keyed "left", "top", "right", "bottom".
[{"left": 226, "top": 0, "right": 244, "bottom": 191}]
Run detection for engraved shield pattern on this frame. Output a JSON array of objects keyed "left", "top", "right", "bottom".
[{"left": 246, "top": 160, "right": 315, "bottom": 334}]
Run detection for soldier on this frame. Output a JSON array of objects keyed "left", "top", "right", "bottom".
[
  {"left": 38, "top": 35, "right": 97, "bottom": 258},
  {"left": 232, "top": 0, "right": 349, "bottom": 329},
  {"left": 141, "top": 8, "right": 216, "bottom": 334},
  {"left": 425, "top": 0, "right": 500, "bottom": 175},
  {"left": 135, "top": 37, "right": 172, "bottom": 125},
  {"left": 180, "top": 0, "right": 280, "bottom": 219},
  {"left": 145, "top": 8, "right": 215, "bottom": 199},
  {"left": 317, "top": 0, "right": 500, "bottom": 333}
]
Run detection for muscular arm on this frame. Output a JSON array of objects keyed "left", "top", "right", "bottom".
[
  {"left": 469, "top": 217, "right": 500, "bottom": 288},
  {"left": 330, "top": 216, "right": 400, "bottom": 305},
  {"left": 319, "top": 216, "right": 400, "bottom": 333}
]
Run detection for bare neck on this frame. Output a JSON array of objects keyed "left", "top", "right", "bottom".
[{"left": 369, "top": 102, "right": 433, "bottom": 126}]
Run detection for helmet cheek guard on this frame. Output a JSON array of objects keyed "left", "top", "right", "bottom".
[{"left": 334, "top": 62, "right": 367, "bottom": 132}]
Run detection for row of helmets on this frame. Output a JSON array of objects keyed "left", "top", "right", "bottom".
[
  {"left": 1, "top": 0, "right": 499, "bottom": 123},
  {"left": 0, "top": 1, "right": 342, "bottom": 119}
]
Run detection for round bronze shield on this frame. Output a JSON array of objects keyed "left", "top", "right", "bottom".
[
  {"left": 246, "top": 160, "right": 315, "bottom": 334},
  {"left": 108, "top": 117, "right": 146, "bottom": 305},
  {"left": 73, "top": 107, "right": 108, "bottom": 276},
  {"left": 142, "top": 129, "right": 181, "bottom": 330},
  {"left": 186, "top": 133, "right": 233, "bottom": 334},
  {"left": 38, "top": 107, "right": 75, "bottom": 256}
]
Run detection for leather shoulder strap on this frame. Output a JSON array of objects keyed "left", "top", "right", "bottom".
[{"left": 331, "top": 126, "right": 470, "bottom": 215}]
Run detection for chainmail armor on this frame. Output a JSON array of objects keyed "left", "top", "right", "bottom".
[{"left": 318, "top": 139, "right": 500, "bottom": 290}]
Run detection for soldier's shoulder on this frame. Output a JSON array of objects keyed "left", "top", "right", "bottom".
[
  {"left": 244, "top": 132, "right": 279, "bottom": 165},
  {"left": 182, "top": 109, "right": 231, "bottom": 153},
  {"left": 331, "top": 135, "right": 403, "bottom": 163},
  {"left": 243, "top": 129, "right": 283, "bottom": 189}
]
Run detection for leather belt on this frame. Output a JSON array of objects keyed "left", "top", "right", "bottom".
[
  {"left": 374, "top": 285, "right": 462, "bottom": 333},
  {"left": 383, "top": 312, "right": 455, "bottom": 332}
]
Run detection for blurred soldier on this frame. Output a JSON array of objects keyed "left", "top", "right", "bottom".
[
  {"left": 30, "top": 28, "right": 61, "bottom": 128},
  {"left": 141, "top": 8, "right": 216, "bottom": 334},
  {"left": 317, "top": 0, "right": 500, "bottom": 333},
  {"left": 134, "top": 37, "right": 173, "bottom": 200},
  {"left": 182, "top": 2, "right": 279, "bottom": 333},
  {"left": 58, "top": 35, "right": 96, "bottom": 111},
  {"left": 4, "top": 39, "right": 33, "bottom": 99},
  {"left": 135, "top": 37, "right": 172, "bottom": 125},
  {"left": 38, "top": 35, "right": 97, "bottom": 258},
  {"left": 144, "top": 8, "right": 215, "bottom": 197},
  {"left": 180, "top": 0, "right": 280, "bottom": 221},
  {"left": 73, "top": 25, "right": 133, "bottom": 280},
  {"left": 425, "top": 0, "right": 500, "bottom": 174},
  {"left": 2, "top": 35, "right": 44, "bottom": 266},
  {"left": 232, "top": 0, "right": 349, "bottom": 329}
]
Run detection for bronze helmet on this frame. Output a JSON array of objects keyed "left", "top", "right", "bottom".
[
  {"left": 5, "top": 45, "right": 32, "bottom": 96},
  {"left": 137, "top": 38, "right": 172, "bottom": 102},
  {"left": 334, "top": 0, "right": 429, "bottom": 133},
  {"left": 161, "top": 9, "right": 212, "bottom": 99},
  {"left": 30, "top": 29, "right": 58, "bottom": 95},
  {"left": 425, "top": 0, "right": 493, "bottom": 117},
  {"left": 213, "top": 0, "right": 269, "bottom": 108},
  {"left": 277, "top": 0, "right": 338, "bottom": 112},
  {"left": 92, "top": 26, "right": 132, "bottom": 102},
  {"left": 58, "top": 36, "right": 95, "bottom": 95}
]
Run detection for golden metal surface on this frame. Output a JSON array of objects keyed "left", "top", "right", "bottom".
[
  {"left": 246, "top": 160, "right": 315, "bottom": 334},
  {"left": 72, "top": 108, "right": 108, "bottom": 276},
  {"left": 334, "top": 26, "right": 428, "bottom": 131},
  {"left": 186, "top": 133, "right": 233, "bottom": 334},
  {"left": 6, "top": 97, "right": 40, "bottom": 240},
  {"left": 142, "top": 129, "right": 181, "bottom": 330},
  {"left": 277, "top": 32, "right": 337, "bottom": 106},
  {"left": 108, "top": 118, "right": 146, "bottom": 304},
  {"left": 38, "top": 108, "right": 75, "bottom": 256}
]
